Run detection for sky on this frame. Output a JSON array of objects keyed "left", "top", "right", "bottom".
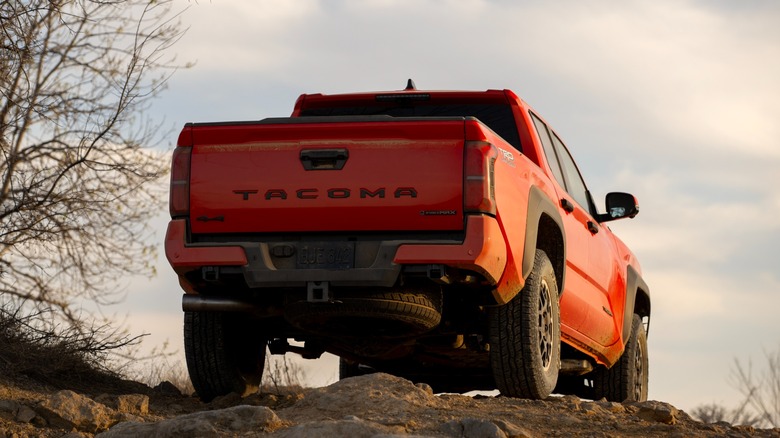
[{"left": 121, "top": 0, "right": 780, "bottom": 413}]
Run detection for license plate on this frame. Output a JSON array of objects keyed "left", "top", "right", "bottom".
[{"left": 296, "top": 242, "right": 355, "bottom": 269}]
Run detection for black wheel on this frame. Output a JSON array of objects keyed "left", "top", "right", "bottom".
[
  {"left": 592, "top": 314, "right": 648, "bottom": 402},
  {"left": 184, "top": 311, "right": 266, "bottom": 402},
  {"left": 284, "top": 287, "right": 442, "bottom": 337},
  {"left": 489, "top": 249, "right": 560, "bottom": 399}
]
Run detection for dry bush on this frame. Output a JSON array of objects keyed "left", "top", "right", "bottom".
[
  {"left": 729, "top": 348, "right": 780, "bottom": 428},
  {"left": 690, "top": 402, "right": 762, "bottom": 427},
  {"left": 120, "top": 344, "right": 195, "bottom": 396},
  {"left": 0, "top": 302, "right": 145, "bottom": 393},
  {"left": 262, "top": 354, "right": 306, "bottom": 396},
  {"left": 135, "top": 357, "right": 195, "bottom": 396},
  {"left": 692, "top": 346, "right": 780, "bottom": 428}
]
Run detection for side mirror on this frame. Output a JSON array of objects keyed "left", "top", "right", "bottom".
[{"left": 600, "top": 192, "right": 639, "bottom": 222}]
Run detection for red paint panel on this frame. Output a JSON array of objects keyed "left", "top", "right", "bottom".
[
  {"left": 394, "top": 215, "right": 507, "bottom": 284},
  {"left": 165, "top": 220, "right": 247, "bottom": 273},
  {"left": 188, "top": 120, "right": 465, "bottom": 234}
]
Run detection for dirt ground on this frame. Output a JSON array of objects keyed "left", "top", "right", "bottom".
[{"left": 1, "top": 364, "right": 779, "bottom": 437}]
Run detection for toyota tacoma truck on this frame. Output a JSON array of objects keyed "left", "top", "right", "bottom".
[{"left": 166, "top": 80, "right": 651, "bottom": 402}]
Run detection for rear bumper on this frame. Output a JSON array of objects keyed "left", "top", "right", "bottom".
[
  {"left": 394, "top": 215, "right": 506, "bottom": 284},
  {"left": 165, "top": 214, "right": 507, "bottom": 289},
  {"left": 165, "top": 219, "right": 247, "bottom": 274}
]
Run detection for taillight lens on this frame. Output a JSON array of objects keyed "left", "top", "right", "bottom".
[
  {"left": 169, "top": 146, "right": 192, "bottom": 218},
  {"left": 464, "top": 140, "right": 497, "bottom": 215}
]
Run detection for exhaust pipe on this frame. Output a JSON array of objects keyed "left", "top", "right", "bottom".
[{"left": 182, "top": 294, "right": 257, "bottom": 313}]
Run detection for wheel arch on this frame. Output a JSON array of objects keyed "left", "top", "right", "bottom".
[
  {"left": 623, "top": 265, "right": 651, "bottom": 343},
  {"left": 522, "top": 186, "right": 566, "bottom": 295}
]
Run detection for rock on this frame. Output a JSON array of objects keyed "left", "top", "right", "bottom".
[
  {"left": 282, "top": 373, "right": 440, "bottom": 426},
  {"left": 494, "top": 419, "right": 534, "bottom": 438},
  {"left": 208, "top": 391, "right": 243, "bottom": 409},
  {"left": 60, "top": 433, "right": 92, "bottom": 438},
  {"left": 415, "top": 382, "right": 434, "bottom": 396},
  {"left": 554, "top": 395, "right": 582, "bottom": 409},
  {"left": 579, "top": 402, "right": 608, "bottom": 416},
  {"left": 0, "top": 399, "right": 21, "bottom": 421},
  {"left": 632, "top": 400, "right": 682, "bottom": 425},
  {"left": 94, "top": 394, "right": 149, "bottom": 415},
  {"left": 153, "top": 381, "right": 182, "bottom": 396},
  {"left": 0, "top": 400, "right": 40, "bottom": 425},
  {"left": 274, "top": 416, "right": 405, "bottom": 438},
  {"left": 596, "top": 401, "right": 626, "bottom": 414},
  {"left": 15, "top": 404, "right": 37, "bottom": 423},
  {"left": 36, "top": 390, "right": 118, "bottom": 433},
  {"left": 97, "top": 405, "right": 281, "bottom": 437},
  {"left": 440, "top": 418, "right": 508, "bottom": 438}
]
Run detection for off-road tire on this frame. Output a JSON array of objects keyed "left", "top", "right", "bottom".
[
  {"left": 489, "top": 249, "right": 561, "bottom": 399},
  {"left": 285, "top": 288, "right": 442, "bottom": 337},
  {"left": 184, "top": 311, "right": 266, "bottom": 402},
  {"left": 592, "top": 313, "right": 648, "bottom": 402}
]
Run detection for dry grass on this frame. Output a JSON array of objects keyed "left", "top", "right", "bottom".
[
  {"left": 0, "top": 303, "right": 148, "bottom": 395},
  {"left": 0, "top": 302, "right": 311, "bottom": 400},
  {"left": 127, "top": 352, "right": 195, "bottom": 396},
  {"left": 262, "top": 354, "right": 306, "bottom": 395}
]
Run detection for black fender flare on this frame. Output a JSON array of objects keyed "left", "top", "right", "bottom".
[
  {"left": 521, "top": 186, "right": 567, "bottom": 292},
  {"left": 623, "top": 265, "right": 651, "bottom": 343}
]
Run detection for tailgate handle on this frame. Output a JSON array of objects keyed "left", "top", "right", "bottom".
[{"left": 300, "top": 149, "right": 349, "bottom": 170}]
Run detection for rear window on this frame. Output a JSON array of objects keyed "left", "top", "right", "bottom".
[{"left": 299, "top": 104, "right": 522, "bottom": 152}]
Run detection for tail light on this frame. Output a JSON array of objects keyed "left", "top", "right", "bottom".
[
  {"left": 169, "top": 127, "right": 193, "bottom": 218},
  {"left": 464, "top": 140, "right": 497, "bottom": 215}
]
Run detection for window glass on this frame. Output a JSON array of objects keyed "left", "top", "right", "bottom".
[
  {"left": 529, "top": 113, "right": 565, "bottom": 187},
  {"left": 301, "top": 104, "right": 522, "bottom": 152},
  {"left": 551, "top": 133, "right": 590, "bottom": 210}
]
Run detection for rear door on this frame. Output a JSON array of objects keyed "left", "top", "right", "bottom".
[{"left": 531, "top": 114, "right": 621, "bottom": 347}]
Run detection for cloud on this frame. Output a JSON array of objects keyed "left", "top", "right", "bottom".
[{"left": 176, "top": 1, "right": 321, "bottom": 74}]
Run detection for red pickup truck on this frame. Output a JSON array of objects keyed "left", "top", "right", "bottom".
[{"left": 166, "top": 81, "right": 651, "bottom": 402}]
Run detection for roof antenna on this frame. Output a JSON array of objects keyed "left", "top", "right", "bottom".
[{"left": 405, "top": 79, "right": 417, "bottom": 90}]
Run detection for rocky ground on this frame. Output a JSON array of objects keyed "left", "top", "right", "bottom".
[{"left": 1, "top": 371, "right": 779, "bottom": 437}]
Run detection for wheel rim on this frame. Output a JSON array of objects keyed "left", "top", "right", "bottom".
[
  {"left": 538, "top": 279, "right": 553, "bottom": 370},
  {"left": 633, "top": 335, "right": 645, "bottom": 400}
]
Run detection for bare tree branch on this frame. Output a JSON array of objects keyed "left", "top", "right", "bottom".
[
  {"left": 729, "top": 349, "right": 780, "bottom": 428},
  {"left": 692, "top": 347, "right": 780, "bottom": 428},
  {"left": 0, "top": 0, "right": 188, "bottom": 332}
]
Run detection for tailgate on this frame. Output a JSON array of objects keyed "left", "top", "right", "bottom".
[{"left": 188, "top": 117, "right": 466, "bottom": 234}]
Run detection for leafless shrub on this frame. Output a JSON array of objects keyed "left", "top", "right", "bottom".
[
  {"left": 0, "top": 0, "right": 188, "bottom": 330},
  {"left": 729, "top": 348, "right": 780, "bottom": 428},
  {"left": 690, "top": 402, "right": 762, "bottom": 427},
  {"left": 692, "top": 346, "right": 780, "bottom": 428},
  {"left": 128, "top": 351, "right": 195, "bottom": 396},
  {"left": 262, "top": 354, "right": 306, "bottom": 395},
  {"left": 0, "top": 301, "right": 143, "bottom": 392}
]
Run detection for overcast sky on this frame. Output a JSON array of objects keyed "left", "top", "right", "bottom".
[{"left": 122, "top": 0, "right": 780, "bottom": 413}]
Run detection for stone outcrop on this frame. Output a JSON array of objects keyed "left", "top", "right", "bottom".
[
  {"left": 36, "top": 390, "right": 119, "bottom": 433},
  {"left": 97, "top": 405, "right": 282, "bottom": 438},
  {"left": 2, "top": 373, "right": 779, "bottom": 437}
]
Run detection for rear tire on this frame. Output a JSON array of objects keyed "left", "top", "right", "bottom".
[
  {"left": 184, "top": 311, "right": 266, "bottom": 402},
  {"left": 592, "top": 314, "right": 648, "bottom": 402},
  {"left": 489, "top": 249, "right": 560, "bottom": 399}
]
